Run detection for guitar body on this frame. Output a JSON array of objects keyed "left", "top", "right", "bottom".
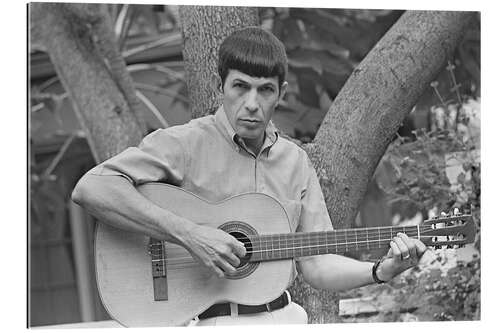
[{"left": 95, "top": 183, "right": 293, "bottom": 327}]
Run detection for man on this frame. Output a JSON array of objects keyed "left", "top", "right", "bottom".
[{"left": 72, "top": 27, "right": 426, "bottom": 326}]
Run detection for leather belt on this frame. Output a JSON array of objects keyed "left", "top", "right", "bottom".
[{"left": 198, "top": 292, "right": 289, "bottom": 320}]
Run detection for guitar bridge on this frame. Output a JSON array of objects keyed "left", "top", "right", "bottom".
[{"left": 149, "top": 238, "right": 168, "bottom": 301}]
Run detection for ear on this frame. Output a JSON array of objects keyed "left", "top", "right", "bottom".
[
  {"left": 276, "top": 81, "right": 288, "bottom": 107},
  {"left": 210, "top": 72, "right": 222, "bottom": 93}
]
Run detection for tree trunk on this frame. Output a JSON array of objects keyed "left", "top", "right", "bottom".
[
  {"left": 30, "top": 3, "right": 146, "bottom": 163},
  {"left": 179, "top": 6, "right": 259, "bottom": 118},
  {"left": 305, "top": 10, "right": 474, "bottom": 230},
  {"left": 291, "top": 10, "right": 474, "bottom": 324}
]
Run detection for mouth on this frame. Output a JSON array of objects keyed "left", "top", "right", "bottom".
[{"left": 239, "top": 118, "right": 261, "bottom": 123}]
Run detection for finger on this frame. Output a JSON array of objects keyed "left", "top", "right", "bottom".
[
  {"left": 213, "top": 266, "right": 225, "bottom": 278},
  {"left": 205, "top": 260, "right": 225, "bottom": 278},
  {"left": 414, "top": 239, "right": 428, "bottom": 257},
  {"left": 392, "top": 236, "right": 409, "bottom": 260},
  {"left": 215, "top": 255, "right": 237, "bottom": 274},
  {"left": 389, "top": 240, "right": 401, "bottom": 260},
  {"left": 231, "top": 240, "right": 247, "bottom": 258},
  {"left": 397, "top": 233, "right": 417, "bottom": 259},
  {"left": 222, "top": 252, "right": 241, "bottom": 268}
]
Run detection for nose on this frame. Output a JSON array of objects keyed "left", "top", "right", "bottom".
[{"left": 244, "top": 89, "right": 259, "bottom": 112}]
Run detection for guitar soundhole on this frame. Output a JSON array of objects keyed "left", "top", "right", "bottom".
[
  {"left": 229, "top": 231, "right": 253, "bottom": 268},
  {"left": 219, "top": 221, "right": 259, "bottom": 280}
]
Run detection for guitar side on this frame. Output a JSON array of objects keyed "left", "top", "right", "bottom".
[{"left": 94, "top": 183, "right": 294, "bottom": 327}]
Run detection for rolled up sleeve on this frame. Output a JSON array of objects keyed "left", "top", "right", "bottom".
[
  {"left": 86, "top": 129, "right": 186, "bottom": 186},
  {"left": 297, "top": 157, "right": 333, "bottom": 233}
]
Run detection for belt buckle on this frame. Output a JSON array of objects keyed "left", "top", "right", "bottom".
[{"left": 265, "top": 302, "right": 272, "bottom": 312}]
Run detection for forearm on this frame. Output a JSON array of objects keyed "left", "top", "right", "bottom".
[
  {"left": 72, "top": 174, "right": 193, "bottom": 244},
  {"left": 298, "top": 254, "right": 374, "bottom": 292}
]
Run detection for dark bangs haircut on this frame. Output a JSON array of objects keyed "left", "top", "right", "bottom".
[{"left": 218, "top": 27, "right": 288, "bottom": 90}]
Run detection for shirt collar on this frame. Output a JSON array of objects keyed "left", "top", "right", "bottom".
[{"left": 214, "top": 105, "right": 279, "bottom": 154}]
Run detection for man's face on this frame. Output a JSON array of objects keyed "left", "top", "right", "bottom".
[{"left": 222, "top": 69, "right": 286, "bottom": 151}]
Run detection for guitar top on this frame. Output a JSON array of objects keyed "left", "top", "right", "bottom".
[{"left": 94, "top": 183, "right": 475, "bottom": 327}]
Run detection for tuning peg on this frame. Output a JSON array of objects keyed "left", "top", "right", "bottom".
[
  {"left": 447, "top": 245, "right": 453, "bottom": 249},
  {"left": 435, "top": 245, "right": 442, "bottom": 249}
]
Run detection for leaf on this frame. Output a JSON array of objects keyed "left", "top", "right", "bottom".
[
  {"left": 288, "top": 8, "right": 373, "bottom": 58},
  {"left": 288, "top": 49, "right": 353, "bottom": 76},
  {"left": 279, "top": 17, "right": 305, "bottom": 50},
  {"left": 457, "top": 172, "right": 466, "bottom": 184},
  {"left": 292, "top": 67, "right": 321, "bottom": 107},
  {"left": 374, "top": 158, "right": 401, "bottom": 193},
  {"left": 302, "top": 25, "right": 350, "bottom": 58}
]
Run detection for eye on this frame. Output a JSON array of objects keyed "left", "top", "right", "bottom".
[
  {"left": 233, "top": 82, "right": 248, "bottom": 89},
  {"left": 260, "top": 86, "right": 275, "bottom": 93}
]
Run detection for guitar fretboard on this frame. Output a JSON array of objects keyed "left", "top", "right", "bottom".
[{"left": 248, "top": 225, "right": 424, "bottom": 262}]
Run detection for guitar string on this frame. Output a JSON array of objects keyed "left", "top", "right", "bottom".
[
  {"left": 147, "top": 225, "right": 437, "bottom": 248},
  {"left": 150, "top": 235, "right": 450, "bottom": 265},
  {"left": 148, "top": 227, "right": 438, "bottom": 253},
  {"left": 147, "top": 228, "right": 453, "bottom": 258}
]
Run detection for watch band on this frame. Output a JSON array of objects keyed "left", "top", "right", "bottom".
[{"left": 372, "top": 258, "right": 388, "bottom": 284}]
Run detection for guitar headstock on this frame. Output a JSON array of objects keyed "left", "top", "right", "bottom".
[{"left": 420, "top": 213, "right": 475, "bottom": 249}]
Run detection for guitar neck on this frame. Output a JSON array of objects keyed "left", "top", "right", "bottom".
[{"left": 248, "top": 225, "right": 422, "bottom": 262}]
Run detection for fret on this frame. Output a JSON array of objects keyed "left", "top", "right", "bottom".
[
  {"left": 344, "top": 230, "right": 348, "bottom": 253},
  {"left": 316, "top": 232, "right": 320, "bottom": 255},
  {"left": 320, "top": 232, "right": 328, "bottom": 254},
  {"left": 271, "top": 234, "right": 275, "bottom": 259},
  {"left": 334, "top": 231, "right": 338, "bottom": 254},
  {"left": 279, "top": 234, "right": 283, "bottom": 259},
  {"left": 257, "top": 236, "right": 262, "bottom": 261},
  {"left": 285, "top": 234, "right": 290, "bottom": 259},
  {"left": 355, "top": 229, "right": 358, "bottom": 251},
  {"left": 293, "top": 232, "right": 304, "bottom": 257},
  {"left": 366, "top": 228, "right": 370, "bottom": 250},
  {"left": 306, "top": 233, "right": 310, "bottom": 256},
  {"left": 281, "top": 234, "right": 285, "bottom": 259},
  {"left": 378, "top": 228, "right": 381, "bottom": 249},
  {"left": 326, "top": 232, "right": 330, "bottom": 254},
  {"left": 264, "top": 235, "right": 268, "bottom": 261}
]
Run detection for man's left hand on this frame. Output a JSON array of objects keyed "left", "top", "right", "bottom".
[{"left": 376, "top": 232, "right": 427, "bottom": 282}]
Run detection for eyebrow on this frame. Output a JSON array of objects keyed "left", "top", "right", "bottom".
[
  {"left": 232, "top": 79, "right": 250, "bottom": 85},
  {"left": 232, "top": 78, "right": 277, "bottom": 88}
]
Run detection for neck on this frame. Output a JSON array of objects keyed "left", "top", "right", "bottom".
[
  {"left": 247, "top": 225, "right": 424, "bottom": 262},
  {"left": 240, "top": 134, "right": 265, "bottom": 155}
]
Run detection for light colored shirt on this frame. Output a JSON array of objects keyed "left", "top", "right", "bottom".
[{"left": 88, "top": 106, "right": 332, "bottom": 249}]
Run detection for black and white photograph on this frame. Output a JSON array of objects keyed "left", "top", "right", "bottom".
[{"left": 24, "top": 0, "right": 485, "bottom": 329}]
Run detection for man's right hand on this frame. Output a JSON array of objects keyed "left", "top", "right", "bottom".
[{"left": 179, "top": 224, "right": 247, "bottom": 278}]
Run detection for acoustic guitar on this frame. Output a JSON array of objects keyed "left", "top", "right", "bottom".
[{"left": 94, "top": 183, "right": 475, "bottom": 327}]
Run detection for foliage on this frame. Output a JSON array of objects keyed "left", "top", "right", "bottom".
[
  {"left": 375, "top": 91, "right": 481, "bottom": 221},
  {"left": 260, "top": 8, "right": 402, "bottom": 140},
  {"left": 348, "top": 91, "right": 481, "bottom": 321},
  {"left": 339, "top": 256, "right": 480, "bottom": 322}
]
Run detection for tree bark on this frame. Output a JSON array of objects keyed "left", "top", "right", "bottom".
[
  {"left": 305, "top": 10, "right": 473, "bottom": 230},
  {"left": 291, "top": 10, "right": 474, "bottom": 324},
  {"left": 179, "top": 6, "right": 259, "bottom": 118},
  {"left": 30, "top": 3, "right": 146, "bottom": 163}
]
